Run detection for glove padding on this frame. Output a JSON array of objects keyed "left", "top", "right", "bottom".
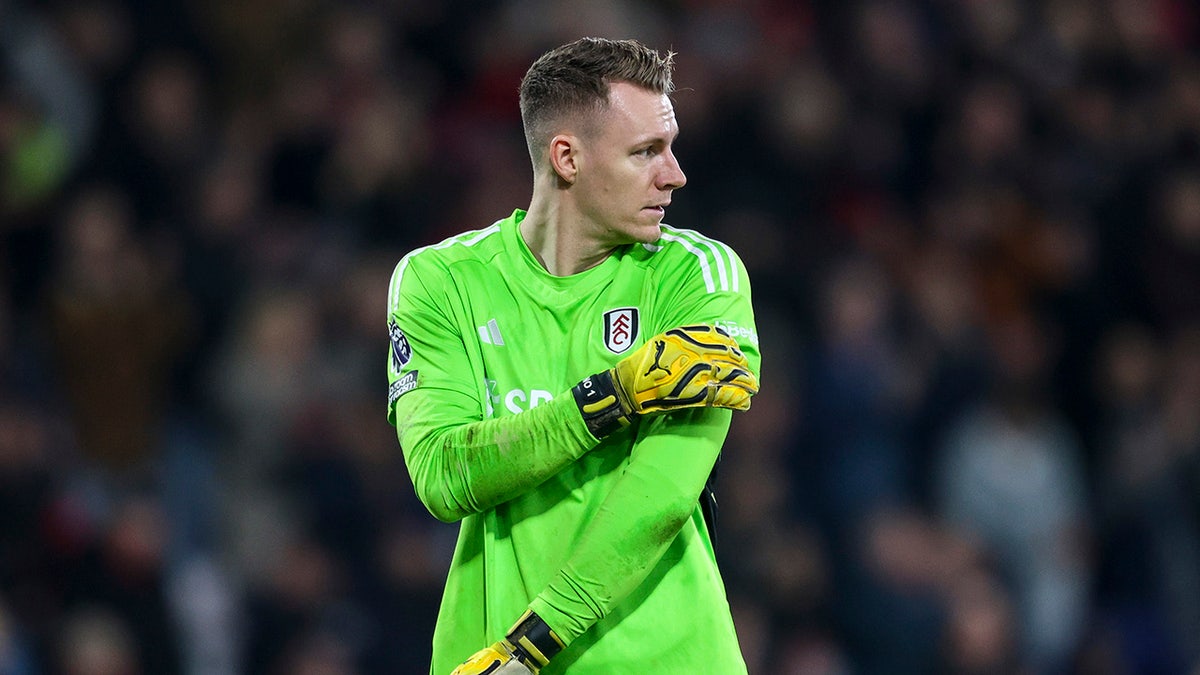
[
  {"left": 450, "top": 610, "right": 564, "bottom": 675},
  {"left": 449, "top": 640, "right": 535, "bottom": 675},
  {"left": 573, "top": 324, "right": 759, "bottom": 438}
]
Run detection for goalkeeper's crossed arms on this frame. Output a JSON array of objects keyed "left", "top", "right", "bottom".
[
  {"left": 393, "top": 325, "right": 758, "bottom": 674},
  {"left": 450, "top": 325, "right": 756, "bottom": 674}
]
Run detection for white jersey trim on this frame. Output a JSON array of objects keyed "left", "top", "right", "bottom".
[
  {"left": 658, "top": 231, "right": 716, "bottom": 293},
  {"left": 658, "top": 225, "right": 741, "bottom": 294},
  {"left": 387, "top": 222, "right": 502, "bottom": 312}
]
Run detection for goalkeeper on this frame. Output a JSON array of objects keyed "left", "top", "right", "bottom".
[{"left": 386, "top": 37, "right": 761, "bottom": 674}]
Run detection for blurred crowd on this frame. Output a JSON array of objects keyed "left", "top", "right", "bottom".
[{"left": 2, "top": 0, "right": 1199, "bottom": 673}]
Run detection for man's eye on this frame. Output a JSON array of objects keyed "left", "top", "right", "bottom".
[{"left": 636, "top": 147, "right": 655, "bottom": 157}]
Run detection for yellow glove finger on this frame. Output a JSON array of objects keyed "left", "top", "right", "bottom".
[
  {"left": 450, "top": 643, "right": 523, "bottom": 675},
  {"left": 706, "top": 364, "right": 759, "bottom": 410},
  {"left": 711, "top": 357, "right": 759, "bottom": 393},
  {"left": 450, "top": 650, "right": 499, "bottom": 675},
  {"left": 663, "top": 325, "right": 747, "bottom": 361}
]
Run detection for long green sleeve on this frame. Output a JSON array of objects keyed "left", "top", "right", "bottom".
[
  {"left": 394, "top": 390, "right": 597, "bottom": 523},
  {"left": 528, "top": 407, "right": 730, "bottom": 642}
]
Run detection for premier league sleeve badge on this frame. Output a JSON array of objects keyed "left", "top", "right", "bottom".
[{"left": 388, "top": 320, "right": 413, "bottom": 372}]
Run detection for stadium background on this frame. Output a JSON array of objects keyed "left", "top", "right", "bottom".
[{"left": 2, "top": 0, "right": 1200, "bottom": 673}]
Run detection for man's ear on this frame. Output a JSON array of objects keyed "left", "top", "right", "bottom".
[{"left": 549, "top": 134, "right": 579, "bottom": 184}]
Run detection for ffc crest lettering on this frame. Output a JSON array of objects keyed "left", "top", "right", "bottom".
[
  {"left": 603, "top": 307, "right": 640, "bottom": 354},
  {"left": 388, "top": 320, "right": 413, "bottom": 371}
]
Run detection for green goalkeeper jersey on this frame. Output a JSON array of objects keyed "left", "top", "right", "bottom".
[{"left": 386, "top": 209, "right": 760, "bottom": 674}]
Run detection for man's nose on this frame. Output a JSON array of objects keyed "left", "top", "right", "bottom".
[{"left": 660, "top": 150, "right": 687, "bottom": 190}]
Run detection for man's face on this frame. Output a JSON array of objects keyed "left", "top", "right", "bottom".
[{"left": 573, "top": 81, "right": 687, "bottom": 245}]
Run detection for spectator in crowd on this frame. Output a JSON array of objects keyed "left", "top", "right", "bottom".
[
  {"left": 44, "top": 186, "right": 191, "bottom": 478},
  {"left": 937, "top": 313, "right": 1093, "bottom": 673}
]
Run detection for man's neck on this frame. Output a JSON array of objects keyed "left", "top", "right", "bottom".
[{"left": 520, "top": 196, "right": 615, "bottom": 277}]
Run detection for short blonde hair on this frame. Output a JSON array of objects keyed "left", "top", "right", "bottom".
[{"left": 519, "top": 38, "right": 675, "bottom": 166}]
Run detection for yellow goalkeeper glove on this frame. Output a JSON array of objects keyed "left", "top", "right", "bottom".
[
  {"left": 450, "top": 610, "right": 565, "bottom": 675},
  {"left": 572, "top": 324, "right": 759, "bottom": 438}
]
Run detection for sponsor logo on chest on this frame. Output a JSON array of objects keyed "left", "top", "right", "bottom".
[{"left": 603, "top": 307, "right": 640, "bottom": 354}]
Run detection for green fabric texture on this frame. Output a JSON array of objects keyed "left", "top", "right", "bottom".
[{"left": 387, "top": 210, "right": 760, "bottom": 674}]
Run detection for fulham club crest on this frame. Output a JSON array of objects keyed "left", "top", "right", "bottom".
[{"left": 603, "top": 307, "right": 640, "bottom": 354}]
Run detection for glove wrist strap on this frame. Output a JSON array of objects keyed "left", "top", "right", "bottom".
[
  {"left": 506, "top": 610, "right": 565, "bottom": 668},
  {"left": 571, "top": 370, "right": 630, "bottom": 439}
]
